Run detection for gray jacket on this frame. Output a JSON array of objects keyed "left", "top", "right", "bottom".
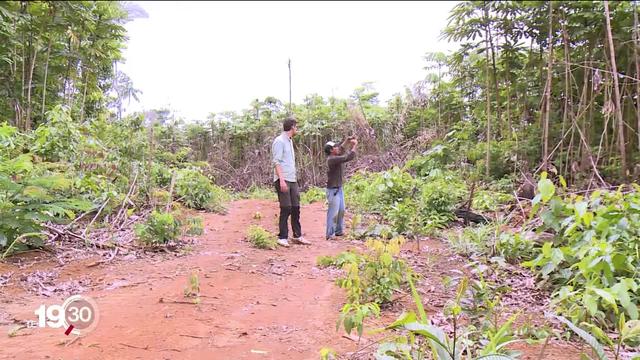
[{"left": 272, "top": 132, "right": 297, "bottom": 182}]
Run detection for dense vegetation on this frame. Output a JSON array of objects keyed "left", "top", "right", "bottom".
[{"left": 2, "top": 1, "right": 640, "bottom": 358}]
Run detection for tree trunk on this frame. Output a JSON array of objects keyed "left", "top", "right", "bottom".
[
  {"left": 604, "top": 0, "right": 627, "bottom": 178},
  {"left": 486, "top": 9, "right": 501, "bottom": 139},
  {"left": 505, "top": 60, "right": 512, "bottom": 138},
  {"left": 25, "top": 43, "right": 37, "bottom": 131},
  {"left": 560, "top": 20, "right": 572, "bottom": 172},
  {"left": 484, "top": 26, "right": 492, "bottom": 178},
  {"left": 20, "top": 4, "right": 26, "bottom": 130},
  {"left": 63, "top": 38, "right": 71, "bottom": 104},
  {"left": 41, "top": 35, "right": 52, "bottom": 119},
  {"left": 541, "top": 1, "right": 554, "bottom": 172},
  {"left": 437, "top": 65, "right": 442, "bottom": 138},
  {"left": 633, "top": 0, "right": 640, "bottom": 152},
  {"left": 80, "top": 68, "right": 88, "bottom": 122}
]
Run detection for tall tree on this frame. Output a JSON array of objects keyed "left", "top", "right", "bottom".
[
  {"left": 541, "top": 1, "right": 553, "bottom": 172},
  {"left": 604, "top": 0, "right": 627, "bottom": 178}
]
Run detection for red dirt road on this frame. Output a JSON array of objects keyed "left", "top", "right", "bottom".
[{"left": 0, "top": 200, "right": 357, "bottom": 360}]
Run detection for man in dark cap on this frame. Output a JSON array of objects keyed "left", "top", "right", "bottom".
[{"left": 324, "top": 136, "right": 358, "bottom": 240}]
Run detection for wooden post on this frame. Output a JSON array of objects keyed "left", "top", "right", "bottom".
[{"left": 288, "top": 58, "right": 292, "bottom": 115}]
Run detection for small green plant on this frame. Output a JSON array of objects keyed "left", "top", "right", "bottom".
[
  {"left": 337, "top": 301, "right": 381, "bottom": 339},
  {"left": 184, "top": 271, "right": 200, "bottom": 302},
  {"left": 387, "top": 198, "right": 420, "bottom": 234},
  {"left": 253, "top": 211, "right": 262, "bottom": 220},
  {"left": 348, "top": 213, "right": 363, "bottom": 239},
  {"left": 319, "top": 347, "right": 337, "bottom": 360},
  {"left": 184, "top": 216, "right": 204, "bottom": 236},
  {"left": 333, "top": 237, "right": 408, "bottom": 305},
  {"left": 448, "top": 225, "right": 493, "bottom": 256},
  {"left": 375, "top": 275, "right": 519, "bottom": 360},
  {"left": 246, "top": 225, "right": 277, "bottom": 250},
  {"left": 135, "top": 210, "right": 181, "bottom": 245},
  {"left": 360, "top": 237, "right": 408, "bottom": 304},
  {"left": 495, "top": 232, "right": 535, "bottom": 264}
]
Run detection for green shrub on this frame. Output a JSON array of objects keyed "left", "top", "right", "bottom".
[
  {"left": 31, "top": 106, "right": 81, "bottom": 162},
  {"left": 346, "top": 168, "right": 466, "bottom": 235},
  {"left": 175, "top": 168, "right": 228, "bottom": 212},
  {"left": 404, "top": 143, "right": 453, "bottom": 177},
  {"left": 524, "top": 175, "right": 640, "bottom": 328},
  {"left": 345, "top": 167, "right": 416, "bottom": 214},
  {"left": 301, "top": 186, "right": 325, "bottom": 205},
  {"left": 472, "top": 189, "right": 512, "bottom": 211},
  {"left": 135, "top": 210, "right": 181, "bottom": 245},
  {"left": 415, "top": 171, "right": 466, "bottom": 230},
  {"left": 205, "top": 185, "right": 230, "bottom": 213},
  {"left": 234, "top": 185, "right": 276, "bottom": 201},
  {"left": 150, "top": 188, "right": 171, "bottom": 206},
  {"left": 0, "top": 154, "right": 93, "bottom": 253},
  {"left": 246, "top": 225, "right": 277, "bottom": 250},
  {"left": 387, "top": 198, "right": 419, "bottom": 234},
  {"left": 152, "top": 163, "right": 173, "bottom": 188},
  {"left": 467, "top": 140, "right": 516, "bottom": 179}
]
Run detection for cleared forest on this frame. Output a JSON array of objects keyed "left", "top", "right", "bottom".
[{"left": 1, "top": 1, "right": 640, "bottom": 359}]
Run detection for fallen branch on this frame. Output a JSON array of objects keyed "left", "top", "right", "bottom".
[
  {"left": 158, "top": 297, "right": 217, "bottom": 306},
  {"left": 86, "top": 247, "right": 119, "bottom": 268},
  {"left": 119, "top": 343, "right": 149, "bottom": 350},
  {"left": 64, "top": 209, "right": 93, "bottom": 230},
  {"left": 64, "top": 336, "right": 81, "bottom": 347},
  {"left": 115, "top": 171, "right": 139, "bottom": 229},
  {"left": 83, "top": 200, "right": 109, "bottom": 238},
  {"left": 513, "top": 191, "right": 527, "bottom": 219}
]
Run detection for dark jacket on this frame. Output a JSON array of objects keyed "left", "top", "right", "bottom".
[{"left": 326, "top": 150, "right": 356, "bottom": 188}]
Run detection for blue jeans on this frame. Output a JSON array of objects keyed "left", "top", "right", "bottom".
[{"left": 326, "top": 187, "right": 345, "bottom": 239}]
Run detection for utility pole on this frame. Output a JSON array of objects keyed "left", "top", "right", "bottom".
[{"left": 288, "top": 58, "right": 292, "bottom": 115}]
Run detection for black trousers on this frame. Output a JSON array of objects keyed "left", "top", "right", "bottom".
[{"left": 274, "top": 180, "right": 301, "bottom": 239}]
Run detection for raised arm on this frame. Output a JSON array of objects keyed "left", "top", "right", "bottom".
[{"left": 327, "top": 147, "right": 357, "bottom": 167}]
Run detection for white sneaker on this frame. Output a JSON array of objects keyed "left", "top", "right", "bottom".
[
  {"left": 292, "top": 236, "right": 311, "bottom": 245},
  {"left": 277, "top": 238, "right": 290, "bottom": 247}
]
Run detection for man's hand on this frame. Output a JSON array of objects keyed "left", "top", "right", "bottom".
[
  {"left": 350, "top": 138, "right": 358, "bottom": 147},
  {"left": 279, "top": 179, "right": 288, "bottom": 192}
]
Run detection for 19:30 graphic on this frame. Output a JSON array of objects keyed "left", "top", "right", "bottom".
[{"left": 33, "top": 295, "right": 100, "bottom": 336}]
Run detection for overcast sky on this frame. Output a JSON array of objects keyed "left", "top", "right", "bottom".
[{"left": 119, "top": 1, "right": 459, "bottom": 121}]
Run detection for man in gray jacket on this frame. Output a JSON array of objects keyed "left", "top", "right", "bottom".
[{"left": 272, "top": 117, "right": 310, "bottom": 247}]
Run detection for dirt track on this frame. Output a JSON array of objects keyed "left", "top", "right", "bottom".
[{"left": 0, "top": 200, "right": 360, "bottom": 360}]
